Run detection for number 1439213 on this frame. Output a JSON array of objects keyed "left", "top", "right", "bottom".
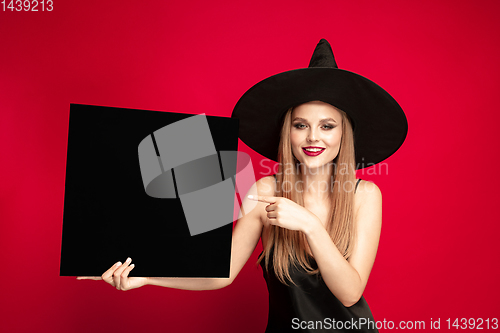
[{"left": 2, "top": 0, "right": 53, "bottom": 11}]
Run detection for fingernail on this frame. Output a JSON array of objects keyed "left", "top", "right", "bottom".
[
  {"left": 248, "top": 195, "right": 253, "bottom": 199},
  {"left": 117, "top": 262, "right": 122, "bottom": 267},
  {"left": 130, "top": 264, "right": 135, "bottom": 268},
  {"left": 126, "top": 257, "right": 131, "bottom": 263}
]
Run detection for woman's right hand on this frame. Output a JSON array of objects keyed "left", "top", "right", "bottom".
[{"left": 77, "top": 257, "right": 149, "bottom": 291}]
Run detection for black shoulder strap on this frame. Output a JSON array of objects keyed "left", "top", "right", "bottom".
[{"left": 355, "top": 179, "right": 362, "bottom": 193}]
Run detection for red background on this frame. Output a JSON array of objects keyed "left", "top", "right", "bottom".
[{"left": 1, "top": 0, "right": 499, "bottom": 332}]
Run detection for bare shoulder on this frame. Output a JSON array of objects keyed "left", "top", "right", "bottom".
[
  {"left": 255, "top": 175, "right": 277, "bottom": 196},
  {"left": 250, "top": 176, "right": 276, "bottom": 230},
  {"left": 355, "top": 179, "right": 381, "bottom": 196},
  {"left": 354, "top": 180, "right": 382, "bottom": 218}
]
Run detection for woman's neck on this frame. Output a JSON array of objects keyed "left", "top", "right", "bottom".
[{"left": 299, "top": 164, "right": 334, "bottom": 200}]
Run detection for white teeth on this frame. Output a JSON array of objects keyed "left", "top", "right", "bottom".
[{"left": 304, "top": 148, "right": 324, "bottom": 152}]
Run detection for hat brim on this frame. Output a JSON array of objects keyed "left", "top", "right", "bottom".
[{"left": 231, "top": 67, "right": 408, "bottom": 169}]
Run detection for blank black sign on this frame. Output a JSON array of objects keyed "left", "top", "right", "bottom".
[{"left": 60, "top": 104, "right": 238, "bottom": 277}]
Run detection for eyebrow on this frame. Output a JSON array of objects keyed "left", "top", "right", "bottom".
[{"left": 292, "top": 117, "right": 338, "bottom": 123}]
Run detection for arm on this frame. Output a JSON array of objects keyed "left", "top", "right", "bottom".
[
  {"left": 303, "top": 181, "right": 382, "bottom": 307},
  {"left": 146, "top": 183, "right": 265, "bottom": 290},
  {"left": 83, "top": 178, "right": 270, "bottom": 291}
]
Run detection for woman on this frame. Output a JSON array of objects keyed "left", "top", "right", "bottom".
[{"left": 81, "top": 39, "right": 408, "bottom": 332}]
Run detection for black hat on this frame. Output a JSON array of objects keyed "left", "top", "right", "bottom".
[{"left": 231, "top": 39, "right": 408, "bottom": 169}]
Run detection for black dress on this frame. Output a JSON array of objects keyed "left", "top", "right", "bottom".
[{"left": 260, "top": 179, "right": 379, "bottom": 333}]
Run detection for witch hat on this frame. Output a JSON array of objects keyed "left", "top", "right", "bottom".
[{"left": 231, "top": 39, "right": 408, "bottom": 168}]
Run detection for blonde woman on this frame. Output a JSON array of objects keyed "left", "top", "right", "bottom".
[{"left": 82, "top": 39, "right": 407, "bottom": 332}]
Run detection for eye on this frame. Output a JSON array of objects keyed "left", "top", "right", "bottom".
[
  {"left": 322, "top": 124, "right": 336, "bottom": 130},
  {"left": 293, "top": 123, "right": 307, "bottom": 129}
]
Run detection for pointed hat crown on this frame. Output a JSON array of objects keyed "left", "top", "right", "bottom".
[{"left": 308, "top": 39, "right": 338, "bottom": 68}]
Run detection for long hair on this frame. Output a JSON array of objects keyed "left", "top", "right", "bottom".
[{"left": 257, "top": 106, "right": 357, "bottom": 285}]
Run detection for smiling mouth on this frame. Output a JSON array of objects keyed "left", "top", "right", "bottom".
[{"left": 302, "top": 147, "right": 325, "bottom": 156}]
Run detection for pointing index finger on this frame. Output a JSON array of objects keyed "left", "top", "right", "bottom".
[{"left": 247, "top": 195, "right": 277, "bottom": 204}]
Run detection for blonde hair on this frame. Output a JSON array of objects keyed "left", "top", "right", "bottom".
[{"left": 257, "top": 105, "right": 357, "bottom": 284}]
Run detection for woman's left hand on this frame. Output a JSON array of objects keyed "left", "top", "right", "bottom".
[{"left": 248, "top": 195, "right": 321, "bottom": 232}]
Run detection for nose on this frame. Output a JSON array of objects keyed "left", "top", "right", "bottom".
[{"left": 307, "top": 128, "right": 319, "bottom": 142}]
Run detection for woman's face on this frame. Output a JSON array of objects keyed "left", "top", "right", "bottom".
[{"left": 290, "top": 101, "right": 343, "bottom": 173}]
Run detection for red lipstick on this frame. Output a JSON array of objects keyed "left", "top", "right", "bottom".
[{"left": 302, "top": 146, "right": 325, "bottom": 156}]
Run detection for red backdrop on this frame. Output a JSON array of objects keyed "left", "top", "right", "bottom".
[{"left": 1, "top": 0, "right": 499, "bottom": 332}]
